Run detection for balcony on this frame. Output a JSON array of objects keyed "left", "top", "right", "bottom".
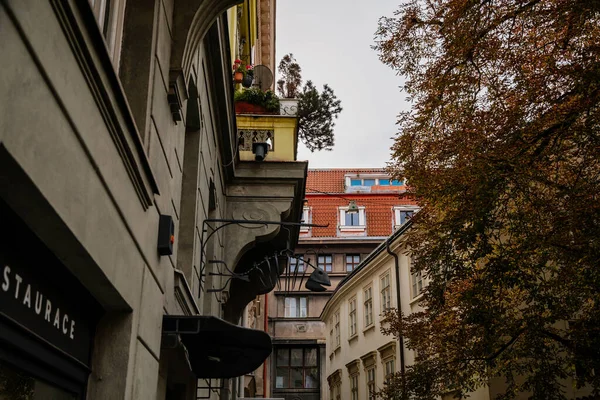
[{"left": 236, "top": 99, "right": 299, "bottom": 162}]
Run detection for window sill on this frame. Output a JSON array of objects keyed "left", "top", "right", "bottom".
[
  {"left": 363, "top": 324, "right": 375, "bottom": 334},
  {"left": 339, "top": 226, "right": 366, "bottom": 232},
  {"left": 409, "top": 293, "right": 425, "bottom": 306},
  {"left": 348, "top": 334, "right": 358, "bottom": 343}
]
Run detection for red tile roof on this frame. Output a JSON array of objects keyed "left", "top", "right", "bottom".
[
  {"left": 303, "top": 169, "right": 418, "bottom": 238},
  {"left": 306, "top": 195, "right": 417, "bottom": 237}
]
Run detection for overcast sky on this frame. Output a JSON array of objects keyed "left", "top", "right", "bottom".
[{"left": 276, "top": 0, "right": 410, "bottom": 169}]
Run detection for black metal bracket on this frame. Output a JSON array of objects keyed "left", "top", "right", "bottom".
[{"left": 198, "top": 218, "right": 329, "bottom": 297}]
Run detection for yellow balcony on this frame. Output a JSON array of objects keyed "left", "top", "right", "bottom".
[{"left": 236, "top": 109, "right": 299, "bottom": 162}]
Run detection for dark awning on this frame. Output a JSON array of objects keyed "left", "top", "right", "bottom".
[{"left": 162, "top": 316, "right": 272, "bottom": 379}]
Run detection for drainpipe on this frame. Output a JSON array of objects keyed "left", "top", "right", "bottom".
[
  {"left": 386, "top": 240, "right": 406, "bottom": 394},
  {"left": 262, "top": 293, "right": 268, "bottom": 397}
]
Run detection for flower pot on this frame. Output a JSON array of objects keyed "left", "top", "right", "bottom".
[
  {"left": 279, "top": 98, "right": 299, "bottom": 116},
  {"left": 233, "top": 71, "right": 243, "bottom": 83},
  {"left": 235, "top": 101, "right": 271, "bottom": 114}
]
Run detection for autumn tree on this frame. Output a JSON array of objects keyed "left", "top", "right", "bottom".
[
  {"left": 277, "top": 54, "right": 342, "bottom": 152},
  {"left": 374, "top": 1, "right": 600, "bottom": 399}
]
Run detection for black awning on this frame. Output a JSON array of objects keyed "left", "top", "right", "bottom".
[{"left": 162, "top": 316, "right": 272, "bottom": 379}]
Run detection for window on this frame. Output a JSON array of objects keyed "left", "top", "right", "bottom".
[
  {"left": 366, "top": 367, "right": 376, "bottom": 400},
  {"left": 275, "top": 348, "right": 319, "bottom": 389},
  {"left": 329, "top": 317, "right": 334, "bottom": 341},
  {"left": 284, "top": 297, "right": 307, "bottom": 318},
  {"left": 88, "top": 0, "right": 125, "bottom": 63},
  {"left": 349, "top": 298, "right": 357, "bottom": 338},
  {"left": 289, "top": 255, "right": 304, "bottom": 273},
  {"left": 300, "top": 207, "right": 311, "bottom": 232},
  {"left": 331, "top": 382, "right": 341, "bottom": 400},
  {"left": 346, "top": 254, "right": 360, "bottom": 272},
  {"left": 391, "top": 179, "right": 403, "bottom": 186},
  {"left": 363, "top": 179, "right": 376, "bottom": 186},
  {"left": 350, "top": 374, "right": 359, "bottom": 400},
  {"left": 318, "top": 255, "right": 333, "bottom": 272},
  {"left": 364, "top": 287, "right": 373, "bottom": 327},
  {"left": 339, "top": 206, "right": 366, "bottom": 232},
  {"left": 381, "top": 274, "right": 391, "bottom": 312},
  {"left": 347, "top": 177, "right": 394, "bottom": 187},
  {"left": 345, "top": 212, "right": 360, "bottom": 226},
  {"left": 411, "top": 258, "right": 424, "bottom": 298},
  {"left": 334, "top": 310, "right": 341, "bottom": 347},
  {"left": 384, "top": 358, "right": 395, "bottom": 380},
  {"left": 393, "top": 206, "right": 418, "bottom": 228}
]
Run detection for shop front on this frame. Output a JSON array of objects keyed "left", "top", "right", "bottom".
[{"left": 0, "top": 199, "right": 103, "bottom": 399}]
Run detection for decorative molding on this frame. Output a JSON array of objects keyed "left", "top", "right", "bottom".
[
  {"left": 360, "top": 350, "right": 377, "bottom": 368},
  {"left": 238, "top": 129, "right": 274, "bottom": 151},
  {"left": 345, "top": 359, "right": 361, "bottom": 375},
  {"left": 50, "top": 0, "right": 159, "bottom": 209},
  {"left": 377, "top": 341, "right": 397, "bottom": 360}
]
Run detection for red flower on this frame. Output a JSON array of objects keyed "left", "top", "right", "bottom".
[
  {"left": 234, "top": 59, "right": 242, "bottom": 64},
  {"left": 246, "top": 64, "right": 254, "bottom": 70}
]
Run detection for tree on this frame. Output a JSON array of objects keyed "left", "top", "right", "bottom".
[
  {"left": 277, "top": 53, "right": 302, "bottom": 98},
  {"left": 277, "top": 54, "right": 342, "bottom": 152},
  {"left": 297, "top": 81, "right": 342, "bottom": 152},
  {"left": 374, "top": 1, "right": 600, "bottom": 399}
]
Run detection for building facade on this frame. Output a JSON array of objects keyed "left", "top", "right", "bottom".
[
  {"left": 0, "top": 0, "right": 303, "bottom": 399},
  {"left": 321, "top": 226, "right": 593, "bottom": 400},
  {"left": 320, "top": 224, "right": 493, "bottom": 400},
  {"left": 264, "top": 169, "right": 418, "bottom": 399}
]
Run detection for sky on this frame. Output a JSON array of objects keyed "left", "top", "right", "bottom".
[{"left": 276, "top": 0, "right": 410, "bottom": 169}]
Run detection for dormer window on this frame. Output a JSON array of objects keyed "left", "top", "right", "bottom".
[
  {"left": 393, "top": 206, "right": 419, "bottom": 229},
  {"left": 339, "top": 206, "right": 366, "bottom": 235},
  {"left": 300, "top": 207, "right": 311, "bottom": 233},
  {"left": 346, "top": 175, "right": 406, "bottom": 193}
]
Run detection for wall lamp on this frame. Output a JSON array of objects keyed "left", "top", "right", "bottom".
[{"left": 252, "top": 142, "right": 269, "bottom": 161}]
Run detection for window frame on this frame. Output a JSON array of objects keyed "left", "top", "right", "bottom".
[
  {"left": 334, "top": 310, "right": 341, "bottom": 348},
  {"left": 88, "top": 0, "right": 126, "bottom": 66},
  {"left": 364, "top": 286, "right": 373, "bottom": 328},
  {"left": 274, "top": 347, "right": 319, "bottom": 389},
  {"left": 366, "top": 366, "right": 376, "bottom": 400},
  {"left": 318, "top": 254, "right": 333, "bottom": 272},
  {"left": 300, "top": 207, "right": 311, "bottom": 233},
  {"left": 346, "top": 254, "right": 361, "bottom": 272},
  {"left": 289, "top": 255, "right": 305, "bottom": 273},
  {"left": 410, "top": 258, "right": 424, "bottom": 299},
  {"left": 284, "top": 296, "right": 308, "bottom": 318},
  {"left": 393, "top": 206, "right": 419, "bottom": 229},
  {"left": 339, "top": 206, "right": 366, "bottom": 232},
  {"left": 384, "top": 358, "right": 395, "bottom": 381},
  {"left": 350, "top": 373, "right": 359, "bottom": 400},
  {"left": 380, "top": 273, "right": 391, "bottom": 312},
  {"left": 348, "top": 297, "right": 357, "bottom": 338}
]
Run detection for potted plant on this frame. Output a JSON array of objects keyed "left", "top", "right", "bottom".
[
  {"left": 233, "top": 59, "right": 244, "bottom": 83},
  {"left": 234, "top": 87, "right": 280, "bottom": 114}
]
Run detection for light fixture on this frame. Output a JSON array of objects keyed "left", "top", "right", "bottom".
[
  {"left": 347, "top": 200, "right": 359, "bottom": 214},
  {"left": 252, "top": 142, "right": 269, "bottom": 161},
  {"left": 305, "top": 268, "right": 331, "bottom": 292}
]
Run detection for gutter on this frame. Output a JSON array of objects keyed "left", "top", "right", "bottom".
[{"left": 385, "top": 240, "right": 407, "bottom": 395}]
